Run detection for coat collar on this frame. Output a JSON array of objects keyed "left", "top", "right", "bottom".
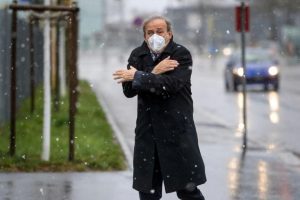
[{"left": 137, "top": 37, "right": 175, "bottom": 57}]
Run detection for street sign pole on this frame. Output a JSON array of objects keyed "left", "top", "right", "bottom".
[
  {"left": 236, "top": 1, "right": 249, "bottom": 150},
  {"left": 240, "top": 2, "right": 247, "bottom": 150}
]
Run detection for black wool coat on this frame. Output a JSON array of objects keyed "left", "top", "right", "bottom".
[{"left": 122, "top": 38, "right": 206, "bottom": 193}]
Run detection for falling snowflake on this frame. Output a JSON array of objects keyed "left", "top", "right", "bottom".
[{"left": 150, "top": 189, "right": 155, "bottom": 194}]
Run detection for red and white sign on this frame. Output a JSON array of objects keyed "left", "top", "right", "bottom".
[{"left": 235, "top": 5, "right": 250, "bottom": 32}]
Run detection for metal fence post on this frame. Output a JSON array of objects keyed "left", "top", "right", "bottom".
[
  {"left": 68, "top": 3, "right": 79, "bottom": 161},
  {"left": 10, "top": 0, "right": 18, "bottom": 156},
  {"left": 29, "top": 15, "right": 36, "bottom": 114}
]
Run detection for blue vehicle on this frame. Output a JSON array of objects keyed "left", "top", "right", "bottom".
[{"left": 224, "top": 48, "right": 280, "bottom": 92}]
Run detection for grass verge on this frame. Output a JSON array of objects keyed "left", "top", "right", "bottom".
[{"left": 0, "top": 81, "right": 126, "bottom": 171}]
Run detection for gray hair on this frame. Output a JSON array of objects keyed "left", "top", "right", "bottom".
[{"left": 142, "top": 16, "right": 172, "bottom": 35}]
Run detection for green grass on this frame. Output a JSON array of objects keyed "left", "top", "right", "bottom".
[{"left": 0, "top": 81, "right": 126, "bottom": 172}]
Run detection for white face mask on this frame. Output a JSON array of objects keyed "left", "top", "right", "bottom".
[{"left": 147, "top": 34, "right": 166, "bottom": 53}]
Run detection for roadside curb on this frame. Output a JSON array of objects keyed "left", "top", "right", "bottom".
[{"left": 93, "top": 86, "right": 134, "bottom": 171}]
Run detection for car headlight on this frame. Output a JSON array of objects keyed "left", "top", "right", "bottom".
[
  {"left": 222, "top": 47, "right": 232, "bottom": 56},
  {"left": 233, "top": 67, "right": 244, "bottom": 77},
  {"left": 268, "top": 66, "right": 279, "bottom": 76}
]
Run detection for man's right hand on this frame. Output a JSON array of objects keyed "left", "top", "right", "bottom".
[{"left": 151, "top": 56, "right": 179, "bottom": 75}]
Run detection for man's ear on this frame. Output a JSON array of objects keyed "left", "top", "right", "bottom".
[{"left": 168, "top": 31, "right": 173, "bottom": 39}]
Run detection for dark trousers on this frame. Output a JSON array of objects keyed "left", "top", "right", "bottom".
[
  {"left": 139, "top": 148, "right": 205, "bottom": 200},
  {"left": 139, "top": 188, "right": 205, "bottom": 200}
]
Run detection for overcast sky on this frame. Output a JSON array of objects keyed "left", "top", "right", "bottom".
[
  {"left": 124, "top": 0, "right": 169, "bottom": 15},
  {"left": 120, "top": 0, "right": 237, "bottom": 22},
  {"left": 115, "top": 0, "right": 171, "bottom": 23}
]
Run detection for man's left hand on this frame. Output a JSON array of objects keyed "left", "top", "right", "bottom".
[{"left": 113, "top": 66, "right": 137, "bottom": 83}]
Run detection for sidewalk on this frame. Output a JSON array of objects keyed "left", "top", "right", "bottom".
[
  {"left": 1, "top": 49, "right": 300, "bottom": 200},
  {"left": 0, "top": 171, "right": 137, "bottom": 200}
]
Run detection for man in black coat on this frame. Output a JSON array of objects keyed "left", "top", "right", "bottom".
[{"left": 113, "top": 16, "right": 206, "bottom": 200}]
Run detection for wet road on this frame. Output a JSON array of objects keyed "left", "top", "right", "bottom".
[
  {"left": 192, "top": 54, "right": 300, "bottom": 156},
  {"left": 192, "top": 54, "right": 300, "bottom": 200}
]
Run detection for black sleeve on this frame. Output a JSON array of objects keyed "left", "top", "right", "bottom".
[
  {"left": 131, "top": 47, "right": 193, "bottom": 97},
  {"left": 122, "top": 50, "right": 139, "bottom": 98}
]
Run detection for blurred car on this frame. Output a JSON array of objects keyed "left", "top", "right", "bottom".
[{"left": 224, "top": 48, "right": 280, "bottom": 92}]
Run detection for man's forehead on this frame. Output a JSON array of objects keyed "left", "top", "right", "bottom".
[{"left": 145, "top": 19, "right": 167, "bottom": 30}]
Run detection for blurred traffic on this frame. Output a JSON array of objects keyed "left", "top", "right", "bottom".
[{"left": 224, "top": 47, "right": 280, "bottom": 92}]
